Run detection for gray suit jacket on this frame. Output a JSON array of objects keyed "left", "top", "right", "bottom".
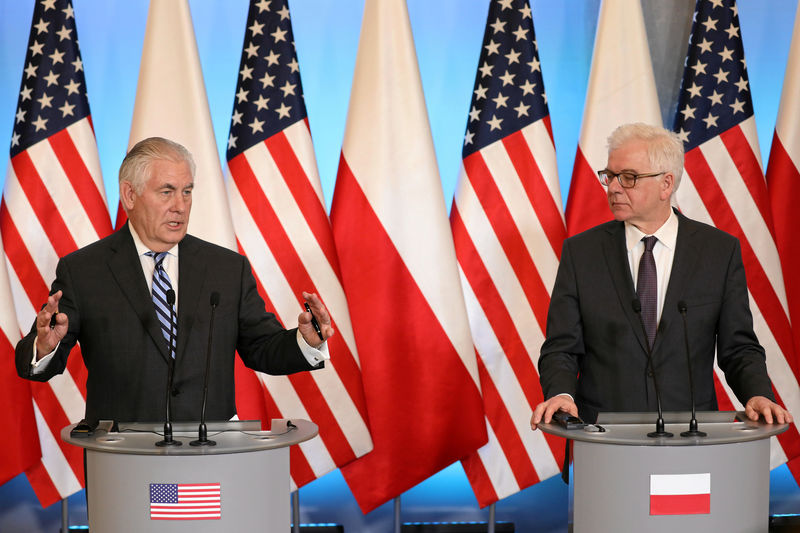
[
  {"left": 538, "top": 211, "right": 774, "bottom": 422},
  {"left": 16, "top": 224, "right": 318, "bottom": 423}
]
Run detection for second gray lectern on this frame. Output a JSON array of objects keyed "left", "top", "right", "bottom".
[
  {"left": 62, "top": 419, "right": 318, "bottom": 533},
  {"left": 539, "top": 411, "right": 788, "bottom": 533}
]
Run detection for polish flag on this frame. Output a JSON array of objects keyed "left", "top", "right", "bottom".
[{"left": 650, "top": 473, "right": 711, "bottom": 515}]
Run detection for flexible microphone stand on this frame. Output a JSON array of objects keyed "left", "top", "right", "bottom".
[
  {"left": 678, "top": 301, "right": 706, "bottom": 437},
  {"left": 632, "top": 299, "right": 673, "bottom": 438},
  {"left": 191, "top": 292, "right": 220, "bottom": 446},
  {"left": 156, "top": 290, "right": 181, "bottom": 447}
]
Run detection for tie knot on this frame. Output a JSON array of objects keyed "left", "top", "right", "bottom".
[
  {"left": 146, "top": 251, "right": 168, "bottom": 269},
  {"left": 642, "top": 236, "right": 657, "bottom": 252}
]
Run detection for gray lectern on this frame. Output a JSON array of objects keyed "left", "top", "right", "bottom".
[
  {"left": 62, "top": 419, "right": 318, "bottom": 533},
  {"left": 539, "top": 411, "right": 788, "bottom": 533}
]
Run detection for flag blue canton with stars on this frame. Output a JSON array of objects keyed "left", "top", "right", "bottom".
[
  {"left": 673, "top": 0, "right": 753, "bottom": 151},
  {"left": 463, "top": 0, "right": 548, "bottom": 158},
  {"left": 226, "top": 0, "right": 307, "bottom": 161},
  {"left": 11, "top": 0, "right": 90, "bottom": 158}
]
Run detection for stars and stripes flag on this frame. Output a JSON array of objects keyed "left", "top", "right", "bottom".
[
  {"left": 766, "top": 2, "right": 800, "bottom": 404},
  {"left": 0, "top": 0, "right": 113, "bottom": 506},
  {"left": 450, "top": 0, "right": 565, "bottom": 506},
  {"left": 225, "top": 0, "right": 372, "bottom": 488},
  {"left": 0, "top": 230, "right": 40, "bottom": 487},
  {"left": 149, "top": 482, "right": 221, "bottom": 520},
  {"left": 673, "top": 0, "right": 800, "bottom": 467},
  {"left": 564, "top": 0, "right": 662, "bottom": 236},
  {"left": 331, "top": 0, "right": 487, "bottom": 512},
  {"left": 121, "top": 0, "right": 236, "bottom": 249}
]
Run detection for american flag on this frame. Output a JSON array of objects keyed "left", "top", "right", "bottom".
[
  {"left": 0, "top": 0, "right": 112, "bottom": 506},
  {"left": 450, "top": 0, "right": 565, "bottom": 506},
  {"left": 225, "top": 0, "right": 372, "bottom": 489},
  {"left": 673, "top": 0, "right": 800, "bottom": 466},
  {"left": 564, "top": 0, "right": 662, "bottom": 237},
  {"left": 149, "top": 482, "right": 221, "bottom": 520},
  {"left": 332, "top": 0, "right": 487, "bottom": 512}
]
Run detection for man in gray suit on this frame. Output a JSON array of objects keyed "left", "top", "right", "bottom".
[
  {"left": 16, "top": 137, "right": 332, "bottom": 424},
  {"left": 531, "top": 123, "right": 790, "bottom": 428}
]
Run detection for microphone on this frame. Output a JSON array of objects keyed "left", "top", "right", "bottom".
[
  {"left": 156, "top": 289, "right": 181, "bottom": 447},
  {"left": 632, "top": 298, "right": 672, "bottom": 438},
  {"left": 191, "top": 292, "right": 220, "bottom": 447},
  {"left": 678, "top": 301, "right": 706, "bottom": 437}
]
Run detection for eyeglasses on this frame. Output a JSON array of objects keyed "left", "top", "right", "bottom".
[{"left": 597, "top": 169, "right": 665, "bottom": 189}]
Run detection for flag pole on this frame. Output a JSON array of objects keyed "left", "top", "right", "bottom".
[
  {"left": 393, "top": 495, "right": 401, "bottom": 533},
  {"left": 61, "top": 498, "right": 68, "bottom": 532},
  {"left": 488, "top": 502, "right": 496, "bottom": 533},
  {"left": 292, "top": 490, "right": 300, "bottom": 533}
]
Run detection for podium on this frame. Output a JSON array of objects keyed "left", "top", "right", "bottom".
[
  {"left": 62, "top": 419, "right": 318, "bottom": 532},
  {"left": 539, "top": 411, "right": 788, "bottom": 533}
]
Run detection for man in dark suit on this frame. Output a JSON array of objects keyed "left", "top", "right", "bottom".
[
  {"left": 531, "top": 123, "right": 790, "bottom": 428},
  {"left": 16, "top": 137, "right": 332, "bottom": 424}
]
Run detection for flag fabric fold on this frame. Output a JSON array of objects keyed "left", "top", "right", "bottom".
[
  {"left": 451, "top": 0, "right": 566, "bottom": 507},
  {"left": 331, "top": 0, "right": 487, "bottom": 513},
  {"left": 123, "top": 0, "right": 235, "bottom": 249},
  {"left": 565, "top": 0, "right": 662, "bottom": 236},
  {"left": 0, "top": 0, "right": 113, "bottom": 506},
  {"left": 225, "top": 0, "right": 372, "bottom": 489},
  {"left": 673, "top": 0, "right": 800, "bottom": 468}
]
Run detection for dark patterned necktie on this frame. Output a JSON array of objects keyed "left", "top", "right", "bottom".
[
  {"left": 637, "top": 236, "right": 658, "bottom": 348},
  {"left": 146, "top": 251, "right": 177, "bottom": 359}
]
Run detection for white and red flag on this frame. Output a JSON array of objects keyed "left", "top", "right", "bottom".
[
  {"left": 564, "top": 0, "right": 662, "bottom": 236},
  {"left": 0, "top": 0, "right": 113, "bottom": 506},
  {"left": 766, "top": 1, "right": 800, "bottom": 480},
  {"left": 121, "top": 0, "right": 236, "bottom": 249},
  {"left": 331, "top": 0, "right": 487, "bottom": 512},
  {"left": 0, "top": 230, "right": 40, "bottom": 487},
  {"left": 673, "top": 0, "right": 800, "bottom": 466},
  {"left": 649, "top": 473, "right": 711, "bottom": 515},
  {"left": 225, "top": 0, "right": 372, "bottom": 488},
  {"left": 451, "top": 0, "right": 566, "bottom": 506}
]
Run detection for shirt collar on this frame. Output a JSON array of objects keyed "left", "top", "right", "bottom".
[
  {"left": 127, "top": 223, "right": 179, "bottom": 259},
  {"left": 624, "top": 209, "right": 679, "bottom": 253}
]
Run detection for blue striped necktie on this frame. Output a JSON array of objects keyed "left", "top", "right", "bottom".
[{"left": 146, "top": 251, "right": 177, "bottom": 359}]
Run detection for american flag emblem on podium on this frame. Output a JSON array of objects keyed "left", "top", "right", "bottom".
[{"left": 149, "top": 483, "right": 221, "bottom": 520}]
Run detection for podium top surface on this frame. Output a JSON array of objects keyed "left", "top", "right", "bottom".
[
  {"left": 539, "top": 411, "right": 789, "bottom": 446},
  {"left": 61, "top": 419, "right": 318, "bottom": 455}
]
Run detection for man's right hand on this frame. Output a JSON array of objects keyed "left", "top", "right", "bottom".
[
  {"left": 530, "top": 395, "right": 578, "bottom": 430},
  {"left": 35, "top": 290, "right": 68, "bottom": 359}
]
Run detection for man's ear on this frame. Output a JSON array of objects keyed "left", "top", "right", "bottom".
[
  {"left": 661, "top": 172, "right": 675, "bottom": 200},
  {"left": 120, "top": 181, "right": 136, "bottom": 212}
]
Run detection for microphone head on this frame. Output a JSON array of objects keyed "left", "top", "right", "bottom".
[
  {"left": 166, "top": 289, "right": 176, "bottom": 306},
  {"left": 210, "top": 292, "right": 220, "bottom": 307},
  {"left": 677, "top": 300, "right": 688, "bottom": 313},
  {"left": 631, "top": 298, "right": 641, "bottom": 314}
]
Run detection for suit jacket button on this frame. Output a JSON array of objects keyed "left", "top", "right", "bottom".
[
  {"left": 171, "top": 388, "right": 180, "bottom": 396},
  {"left": 647, "top": 370, "right": 654, "bottom": 377}
]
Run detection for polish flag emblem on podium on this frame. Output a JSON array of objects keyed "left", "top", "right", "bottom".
[{"left": 649, "top": 473, "right": 711, "bottom": 515}]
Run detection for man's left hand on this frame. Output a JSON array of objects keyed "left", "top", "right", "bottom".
[
  {"left": 298, "top": 292, "right": 334, "bottom": 348},
  {"left": 744, "top": 396, "right": 792, "bottom": 424}
]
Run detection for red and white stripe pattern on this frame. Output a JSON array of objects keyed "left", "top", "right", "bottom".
[
  {"left": 0, "top": 0, "right": 113, "bottom": 505},
  {"left": 565, "top": 0, "right": 662, "bottom": 237},
  {"left": 0, "top": 230, "right": 40, "bottom": 486},
  {"left": 649, "top": 473, "right": 711, "bottom": 515},
  {"left": 225, "top": 0, "right": 372, "bottom": 489},
  {"left": 766, "top": 2, "right": 800, "bottom": 480},
  {"left": 451, "top": 0, "right": 566, "bottom": 506},
  {"left": 149, "top": 482, "right": 221, "bottom": 520},
  {"left": 332, "top": 0, "right": 487, "bottom": 513},
  {"left": 674, "top": 0, "right": 800, "bottom": 468}
]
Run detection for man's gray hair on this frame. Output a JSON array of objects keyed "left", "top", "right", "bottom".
[
  {"left": 118, "top": 137, "right": 196, "bottom": 195},
  {"left": 607, "top": 123, "right": 684, "bottom": 192}
]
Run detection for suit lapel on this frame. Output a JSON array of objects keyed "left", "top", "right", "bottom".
[
  {"left": 107, "top": 224, "right": 172, "bottom": 363},
  {"left": 654, "top": 212, "right": 700, "bottom": 353},
  {"left": 176, "top": 235, "right": 207, "bottom": 363},
  {"left": 602, "top": 222, "right": 651, "bottom": 355}
]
